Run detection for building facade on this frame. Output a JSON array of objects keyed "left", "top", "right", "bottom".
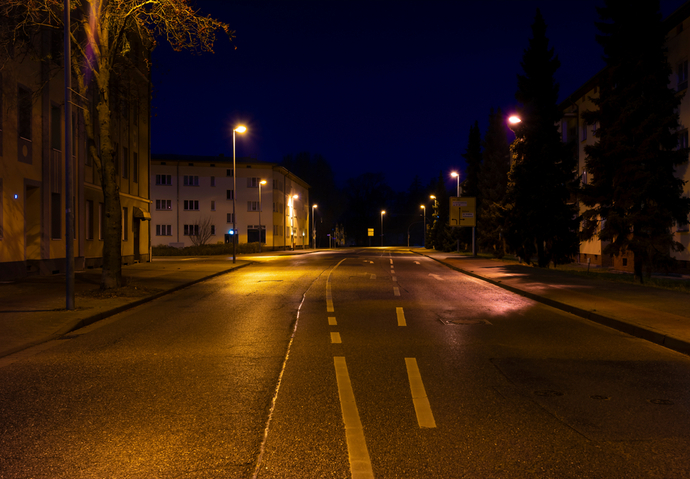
[
  {"left": 150, "top": 155, "right": 311, "bottom": 250},
  {"left": 0, "top": 29, "right": 152, "bottom": 281},
  {"left": 559, "top": 3, "right": 690, "bottom": 273}
]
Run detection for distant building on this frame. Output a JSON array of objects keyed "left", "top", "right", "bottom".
[
  {"left": 150, "top": 155, "right": 311, "bottom": 250},
  {"left": 0, "top": 28, "right": 152, "bottom": 281},
  {"left": 559, "top": 3, "right": 690, "bottom": 273}
]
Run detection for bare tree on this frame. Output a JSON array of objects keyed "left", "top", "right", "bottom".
[
  {"left": 0, "top": 0, "right": 232, "bottom": 288},
  {"left": 189, "top": 216, "right": 213, "bottom": 247}
]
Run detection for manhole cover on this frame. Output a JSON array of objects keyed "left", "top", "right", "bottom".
[
  {"left": 648, "top": 399, "right": 674, "bottom": 405},
  {"left": 534, "top": 390, "right": 564, "bottom": 397},
  {"left": 590, "top": 395, "right": 610, "bottom": 400}
]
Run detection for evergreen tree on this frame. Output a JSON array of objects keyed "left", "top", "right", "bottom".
[
  {"left": 478, "top": 108, "right": 511, "bottom": 257},
  {"left": 581, "top": 0, "right": 690, "bottom": 281},
  {"left": 462, "top": 121, "right": 482, "bottom": 198},
  {"left": 504, "top": 9, "right": 580, "bottom": 267},
  {"left": 430, "top": 172, "right": 452, "bottom": 250}
]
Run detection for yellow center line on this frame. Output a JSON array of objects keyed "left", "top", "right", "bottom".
[
  {"left": 331, "top": 332, "right": 342, "bottom": 343},
  {"left": 327, "top": 281, "right": 334, "bottom": 312},
  {"left": 405, "top": 358, "right": 437, "bottom": 428},
  {"left": 334, "top": 357, "right": 374, "bottom": 479},
  {"left": 328, "top": 316, "right": 337, "bottom": 326},
  {"left": 393, "top": 286, "right": 400, "bottom": 296},
  {"left": 396, "top": 307, "right": 406, "bottom": 326}
]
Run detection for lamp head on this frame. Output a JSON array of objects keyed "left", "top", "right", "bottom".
[
  {"left": 508, "top": 115, "right": 521, "bottom": 125},
  {"left": 451, "top": 172, "right": 459, "bottom": 178},
  {"left": 234, "top": 125, "right": 247, "bottom": 133},
  {"left": 260, "top": 180, "right": 267, "bottom": 185}
]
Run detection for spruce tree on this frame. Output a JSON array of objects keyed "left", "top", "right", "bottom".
[
  {"left": 462, "top": 121, "right": 482, "bottom": 198},
  {"left": 478, "top": 108, "right": 511, "bottom": 257},
  {"left": 504, "top": 9, "right": 580, "bottom": 267},
  {"left": 581, "top": 0, "right": 690, "bottom": 281}
]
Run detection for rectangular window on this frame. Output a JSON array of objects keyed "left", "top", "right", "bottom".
[
  {"left": 247, "top": 177, "right": 259, "bottom": 188},
  {"left": 582, "top": 170, "right": 588, "bottom": 185},
  {"left": 273, "top": 225, "right": 282, "bottom": 236},
  {"left": 581, "top": 124, "right": 587, "bottom": 141},
  {"left": 156, "top": 224, "right": 172, "bottom": 236},
  {"left": 211, "top": 225, "right": 216, "bottom": 235},
  {"left": 155, "top": 174, "right": 172, "bottom": 185},
  {"left": 227, "top": 213, "right": 234, "bottom": 223},
  {"left": 248, "top": 201, "right": 260, "bottom": 211},
  {"left": 51, "top": 104, "right": 61, "bottom": 150},
  {"left": 18, "top": 86, "right": 32, "bottom": 140},
  {"left": 226, "top": 189, "right": 234, "bottom": 200},
  {"left": 184, "top": 224, "right": 200, "bottom": 236},
  {"left": 155, "top": 199, "right": 172, "bottom": 210},
  {"left": 122, "top": 207, "right": 128, "bottom": 241},
  {"left": 184, "top": 200, "right": 199, "bottom": 211},
  {"left": 210, "top": 176, "right": 215, "bottom": 187},
  {"left": 85, "top": 200, "right": 93, "bottom": 240},
  {"left": 122, "top": 147, "right": 129, "bottom": 179},
  {"left": 211, "top": 200, "right": 216, "bottom": 211},
  {"left": 226, "top": 169, "right": 233, "bottom": 177},
  {"left": 678, "top": 60, "right": 688, "bottom": 91},
  {"left": 99, "top": 203, "right": 104, "bottom": 240},
  {"left": 51, "top": 193, "right": 61, "bottom": 239},
  {"left": 183, "top": 175, "right": 199, "bottom": 186},
  {"left": 132, "top": 152, "right": 138, "bottom": 183},
  {"left": 273, "top": 179, "right": 282, "bottom": 191}
]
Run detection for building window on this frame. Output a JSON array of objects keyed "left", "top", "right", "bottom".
[
  {"left": 184, "top": 200, "right": 199, "bottom": 211},
  {"left": 581, "top": 123, "right": 587, "bottom": 141},
  {"left": 50, "top": 104, "right": 61, "bottom": 150},
  {"left": 18, "top": 86, "right": 32, "bottom": 140},
  {"left": 211, "top": 200, "right": 216, "bottom": 211},
  {"left": 85, "top": 200, "right": 94, "bottom": 240},
  {"left": 51, "top": 193, "right": 61, "bottom": 239},
  {"left": 582, "top": 170, "right": 588, "bottom": 185},
  {"left": 227, "top": 213, "right": 234, "bottom": 223},
  {"left": 247, "top": 177, "right": 260, "bottom": 188},
  {"left": 156, "top": 199, "right": 172, "bottom": 210},
  {"left": 211, "top": 225, "right": 216, "bottom": 235},
  {"left": 247, "top": 225, "right": 266, "bottom": 243},
  {"left": 184, "top": 224, "right": 199, "bottom": 236},
  {"left": 122, "top": 207, "right": 128, "bottom": 241},
  {"left": 226, "top": 169, "right": 233, "bottom": 177},
  {"left": 183, "top": 175, "right": 199, "bottom": 186},
  {"left": 226, "top": 189, "right": 234, "bottom": 200},
  {"left": 156, "top": 224, "right": 172, "bottom": 236},
  {"left": 248, "top": 201, "right": 260, "bottom": 211},
  {"left": 122, "top": 147, "right": 129, "bottom": 179},
  {"left": 678, "top": 60, "right": 688, "bottom": 91},
  {"left": 155, "top": 174, "right": 172, "bottom": 185},
  {"left": 273, "top": 179, "right": 282, "bottom": 191},
  {"left": 210, "top": 176, "right": 215, "bottom": 187},
  {"left": 133, "top": 152, "right": 138, "bottom": 183}
]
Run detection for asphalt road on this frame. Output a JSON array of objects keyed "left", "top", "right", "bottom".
[{"left": 1, "top": 248, "right": 689, "bottom": 478}]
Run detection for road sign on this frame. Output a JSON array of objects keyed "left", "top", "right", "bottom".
[
  {"left": 368, "top": 228, "right": 374, "bottom": 237},
  {"left": 450, "top": 197, "right": 476, "bottom": 227}
]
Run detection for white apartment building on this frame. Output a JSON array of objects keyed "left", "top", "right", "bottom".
[
  {"left": 150, "top": 155, "right": 310, "bottom": 250},
  {"left": 559, "top": 2, "right": 690, "bottom": 273}
]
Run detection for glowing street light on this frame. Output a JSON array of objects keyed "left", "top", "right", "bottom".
[
  {"left": 232, "top": 125, "right": 247, "bottom": 263},
  {"left": 381, "top": 210, "right": 386, "bottom": 247},
  {"left": 508, "top": 115, "right": 521, "bottom": 126},
  {"left": 421, "top": 205, "right": 426, "bottom": 248},
  {"left": 258, "top": 180, "right": 267, "bottom": 253},
  {"left": 451, "top": 171, "right": 460, "bottom": 197},
  {"left": 312, "top": 204, "right": 318, "bottom": 249},
  {"left": 291, "top": 194, "right": 299, "bottom": 250}
]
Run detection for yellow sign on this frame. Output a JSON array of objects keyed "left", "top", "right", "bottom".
[
  {"left": 368, "top": 228, "right": 374, "bottom": 237},
  {"left": 450, "top": 197, "right": 476, "bottom": 227}
]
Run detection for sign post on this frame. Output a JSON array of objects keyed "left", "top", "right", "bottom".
[{"left": 367, "top": 228, "right": 374, "bottom": 247}]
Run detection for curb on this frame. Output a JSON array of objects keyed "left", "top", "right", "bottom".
[
  {"left": 413, "top": 250, "right": 690, "bottom": 357},
  {"left": 0, "top": 262, "right": 254, "bottom": 359}
]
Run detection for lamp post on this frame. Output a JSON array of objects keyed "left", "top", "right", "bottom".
[
  {"left": 451, "top": 171, "right": 460, "bottom": 197},
  {"left": 291, "top": 194, "right": 299, "bottom": 250},
  {"left": 421, "top": 205, "right": 426, "bottom": 248},
  {"left": 380, "top": 210, "right": 386, "bottom": 246},
  {"left": 232, "top": 125, "right": 247, "bottom": 263},
  {"left": 258, "top": 180, "right": 266, "bottom": 253},
  {"left": 312, "top": 204, "right": 317, "bottom": 249}
]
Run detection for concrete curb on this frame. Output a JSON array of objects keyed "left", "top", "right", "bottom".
[
  {"left": 0, "top": 262, "right": 254, "bottom": 359},
  {"left": 413, "top": 251, "right": 690, "bottom": 357}
]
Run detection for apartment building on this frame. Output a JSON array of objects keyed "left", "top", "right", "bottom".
[
  {"left": 0, "top": 30, "right": 151, "bottom": 282},
  {"left": 150, "top": 155, "right": 310, "bottom": 250},
  {"left": 559, "top": 2, "right": 690, "bottom": 273}
]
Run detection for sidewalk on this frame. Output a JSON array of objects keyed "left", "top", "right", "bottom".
[{"left": 411, "top": 248, "right": 690, "bottom": 356}]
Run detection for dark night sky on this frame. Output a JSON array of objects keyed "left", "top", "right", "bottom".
[{"left": 151, "top": 0, "right": 687, "bottom": 192}]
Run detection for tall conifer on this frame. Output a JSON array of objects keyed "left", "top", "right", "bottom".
[
  {"left": 581, "top": 0, "right": 690, "bottom": 281},
  {"left": 504, "top": 9, "right": 580, "bottom": 267}
]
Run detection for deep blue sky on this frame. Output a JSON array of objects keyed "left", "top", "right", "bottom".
[{"left": 151, "top": 0, "right": 687, "bottom": 192}]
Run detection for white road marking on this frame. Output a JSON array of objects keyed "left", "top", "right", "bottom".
[
  {"left": 393, "top": 286, "right": 400, "bottom": 296},
  {"left": 428, "top": 273, "right": 444, "bottom": 281},
  {"left": 391, "top": 269, "right": 395, "bottom": 274},
  {"left": 392, "top": 276, "right": 397, "bottom": 282},
  {"left": 334, "top": 357, "right": 375, "bottom": 479},
  {"left": 331, "top": 332, "right": 342, "bottom": 344},
  {"left": 328, "top": 317, "right": 337, "bottom": 326},
  {"left": 390, "top": 259, "right": 393, "bottom": 264},
  {"left": 414, "top": 261, "right": 420, "bottom": 265},
  {"left": 405, "top": 358, "right": 437, "bottom": 428},
  {"left": 396, "top": 307, "right": 406, "bottom": 326}
]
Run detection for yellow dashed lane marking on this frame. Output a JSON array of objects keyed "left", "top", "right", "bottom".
[{"left": 405, "top": 358, "right": 437, "bottom": 428}]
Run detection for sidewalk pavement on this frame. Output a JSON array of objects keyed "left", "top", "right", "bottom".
[
  {"left": 411, "top": 248, "right": 690, "bottom": 357},
  {"left": 1, "top": 248, "right": 689, "bottom": 360}
]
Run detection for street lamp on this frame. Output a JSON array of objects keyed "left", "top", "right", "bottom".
[
  {"left": 451, "top": 171, "right": 460, "bottom": 197},
  {"left": 508, "top": 115, "right": 522, "bottom": 128},
  {"left": 380, "top": 210, "right": 386, "bottom": 247},
  {"left": 291, "top": 194, "right": 299, "bottom": 250},
  {"left": 258, "top": 180, "right": 266, "bottom": 253},
  {"left": 312, "top": 204, "right": 318, "bottom": 249},
  {"left": 421, "top": 205, "right": 426, "bottom": 248},
  {"left": 232, "top": 125, "right": 247, "bottom": 263}
]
